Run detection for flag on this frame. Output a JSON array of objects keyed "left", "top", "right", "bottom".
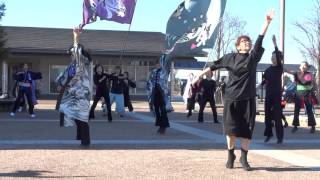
[
  {"left": 165, "top": 0, "right": 227, "bottom": 56},
  {"left": 81, "top": 0, "right": 137, "bottom": 28}
]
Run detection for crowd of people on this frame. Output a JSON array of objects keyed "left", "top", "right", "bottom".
[{"left": 7, "top": 9, "right": 319, "bottom": 171}]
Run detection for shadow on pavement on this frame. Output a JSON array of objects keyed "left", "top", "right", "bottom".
[
  {"left": 0, "top": 170, "right": 94, "bottom": 178},
  {"left": 0, "top": 143, "right": 227, "bottom": 150},
  {"left": 252, "top": 166, "right": 320, "bottom": 172}
]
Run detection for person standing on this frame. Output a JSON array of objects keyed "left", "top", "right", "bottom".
[
  {"left": 218, "top": 76, "right": 227, "bottom": 102},
  {"left": 10, "top": 63, "right": 42, "bottom": 118},
  {"left": 186, "top": 75, "right": 199, "bottom": 118},
  {"left": 262, "top": 35, "right": 284, "bottom": 144},
  {"left": 194, "top": 71, "right": 219, "bottom": 123},
  {"left": 109, "top": 66, "right": 126, "bottom": 117},
  {"left": 147, "top": 63, "right": 169, "bottom": 134},
  {"left": 89, "top": 64, "right": 112, "bottom": 121},
  {"left": 193, "top": 9, "right": 274, "bottom": 171},
  {"left": 183, "top": 73, "right": 195, "bottom": 105},
  {"left": 123, "top": 71, "right": 136, "bottom": 112},
  {"left": 288, "top": 61, "right": 317, "bottom": 133},
  {"left": 56, "top": 28, "right": 92, "bottom": 147}
]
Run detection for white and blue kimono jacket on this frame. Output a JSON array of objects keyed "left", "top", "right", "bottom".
[{"left": 56, "top": 44, "right": 92, "bottom": 126}]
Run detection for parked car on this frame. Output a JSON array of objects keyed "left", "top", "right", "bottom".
[{"left": 283, "top": 82, "right": 296, "bottom": 103}]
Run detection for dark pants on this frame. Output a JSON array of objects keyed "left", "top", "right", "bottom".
[
  {"left": 127, "top": 101, "right": 133, "bottom": 112},
  {"left": 154, "top": 86, "right": 169, "bottom": 128},
  {"left": 90, "top": 92, "right": 112, "bottom": 120},
  {"left": 264, "top": 96, "right": 283, "bottom": 141},
  {"left": 198, "top": 96, "right": 218, "bottom": 122},
  {"left": 125, "top": 97, "right": 134, "bottom": 112},
  {"left": 75, "top": 120, "right": 90, "bottom": 145},
  {"left": 12, "top": 87, "right": 34, "bottom": 115},
  {"left": 187, "top": 97, "right": 195, "bottom": 114},
  {"left": 293, "top": 93, "right": 316, "bottom": 127}
]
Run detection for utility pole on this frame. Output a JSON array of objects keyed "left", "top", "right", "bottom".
[{"left": 280, "top": 0, "right": 285, "bottom": 57}]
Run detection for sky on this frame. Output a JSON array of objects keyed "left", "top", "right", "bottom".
[{"left": 0, "top": 0, "right": 317, "bottom": 65}]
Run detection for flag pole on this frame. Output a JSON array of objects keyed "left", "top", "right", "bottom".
[
  {"left": 280, "top": 0, "right": 286, "bottom": 98},
  {"left": 280, "top": 0, "right": 285, "bottom": 58},
  {"left": 119, "top": 0, "right": 138, "bottom": 61}
]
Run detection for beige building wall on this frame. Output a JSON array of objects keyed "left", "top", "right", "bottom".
[{"left": 4, "top": 54, "right": 159, "bottom": 97}]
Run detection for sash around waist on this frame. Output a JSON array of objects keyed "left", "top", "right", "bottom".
[{"left": 18, "top": 82, "right": 31, "bottom": 87}]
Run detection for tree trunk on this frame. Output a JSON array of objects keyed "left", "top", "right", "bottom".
[{"left": 317, "top": 59, "right": 320, "bottom": 103}]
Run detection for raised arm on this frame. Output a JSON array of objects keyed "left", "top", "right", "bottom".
[
  {"left": 260, "top": 9, "right": 275, "bottom": 36},
  {"left": 284, "top": 68, "right": 295, "bottom": 75},
  {"left": 192, "top": 67, "right": 211, "bottom": 85},
  {"left": 272, "top": 34, "right": 277, "bottom": 48},
  {"left": 272, "top": 35, "right": 283, "bottom": 66},
  {"left": 73, "top": 27, "right": 81, "bottom": 46},
  {"left": 253, "top": 9, "right": 275, "bottom": 56}
]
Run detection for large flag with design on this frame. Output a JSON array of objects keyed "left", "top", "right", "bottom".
[
  {"left": 81, "top": 0, "right": 137, "bottom": 28},
  {"left": 165, "top": 0, "right": 227, "bottom": 56},
  {"left": 146, "top": 0, "right": 227, "bottom": 113}
]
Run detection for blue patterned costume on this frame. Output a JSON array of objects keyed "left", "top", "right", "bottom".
[{"left": 56, "top": 44, "right": 92, "bottom": 126}]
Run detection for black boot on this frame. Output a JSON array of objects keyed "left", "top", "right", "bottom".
[
  {"left": 283, "top": 120, "right": 288, "bottom": 128},
  {"left": 225, "top": 148, "right": 236, "bottom": 169},
  {"left": 291, "top": 126, "right": 298, "bottom": 133},
  {"left": 264, "top": 136, "right": 272, "bottom": 143},
  {"left": 157, "top": 127, "right": 166, "bottom": 134},
  {"left": 89, "top": 110, "right": 95, "bottom": 120},
  {"left": 310, "top": 126, "right": 316, "bottom": 133},
  {"left": 108, "top": 113, "right": 112, "bottom": 122},
  {"left": 186, "top": 110, "right": 192, "bottom": 117},
  {"left": 240, "top": 148, "right": 252, "bottom": 171},
  {"left": 76, "top": 134, "right": 81, "bottom": 140}
]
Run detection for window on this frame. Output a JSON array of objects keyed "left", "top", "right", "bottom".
[{"left": 49, "top": 65, "right": 67, "bottom": 94}]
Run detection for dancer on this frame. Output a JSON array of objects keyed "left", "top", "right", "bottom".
[
  {"left": 183, "top": 73, "right": 195, "bottom": 105},
  {"left": 186, "top": 74, "right": 199, "bottom": 117},
  {"left": 193, "top": 9, "right": 274, "bottom": 170},
  {"left": 287, "top": 61, "right": 317, "bottom": 133},
  {"left": 10, "top": 63, "right": 42, "bottom": 118},
  {"left": 89, "top": 64, "right": 112, "bottom": 121},
  {"left": 56, "top": 28, "right": 92, "bottom": 147},
  {"left": 194, "top": 71, "right": 219, "bottom": 123},
  {"left": 123, "top": 71, "right": 136, "bottom": 112},
  {"left": 109, "top": 66, "right": 126, "bottom": 117},
  {"left": 217, "top": 76, "right": 227, "bottom": 102},
  {"left": 262, "top": 35, "right": 284, "bottom": 144},
  {"left": 147, "top": 63, "right": 169, "bottom": 134},
  {"left": 280, "top": 99, "right": 289, "bottom": 128}
]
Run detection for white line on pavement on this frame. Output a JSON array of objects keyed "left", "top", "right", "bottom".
[
  {"left": 0, "top": 139, "right": 212, "bottom": 145},
  {"left": 0, "top": 119, "right": 138, "bottom": 122}
]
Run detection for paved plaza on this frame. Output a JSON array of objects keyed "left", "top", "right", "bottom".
[{"left": 0, "top": 100, "right": 319, "bottom": 179}]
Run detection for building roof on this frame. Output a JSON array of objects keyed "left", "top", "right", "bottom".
[
  {"left": 174, "top": 60, "right": 207, "bottom": 70},
  {"left": 4, "top": 26, "right": 166, "bottom": 56},
  {"left": 257, "top": 63, "right": 317, "bottom": 73}
]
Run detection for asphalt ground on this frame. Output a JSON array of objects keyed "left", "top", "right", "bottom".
[{"left": 0, "top": 100, "right": 319, "bottom": 179}]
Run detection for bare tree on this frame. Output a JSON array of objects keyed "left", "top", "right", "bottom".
[
  {"left": 293, "top": 0, "right": 320, "bottom": 99},
  {"left": 209, "top": 12, "right": 247, "bottom": 81},
  {"left": 0, "top": 3, "right": 8, "bottom": 60}
]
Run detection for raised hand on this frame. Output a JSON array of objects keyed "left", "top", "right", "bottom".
[
  {"left": 73, "top": 27, "right": 82, "bottom": 45},
  {"left": 272, "top": 35, "right": 277, "bottom": 46},
  {"left": 266, "top": 9, "right": 275, "bottom": 22},
  {"left": 260, "top": 8, "right": 275, "bottom": 36}
]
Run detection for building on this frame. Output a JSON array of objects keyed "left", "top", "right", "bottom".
[
  {"left": 2, "top": 26, "right": 317, "bottom": 99},
  {"left": 0, "top": 26, "right": 171, "bottom": 98}
]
